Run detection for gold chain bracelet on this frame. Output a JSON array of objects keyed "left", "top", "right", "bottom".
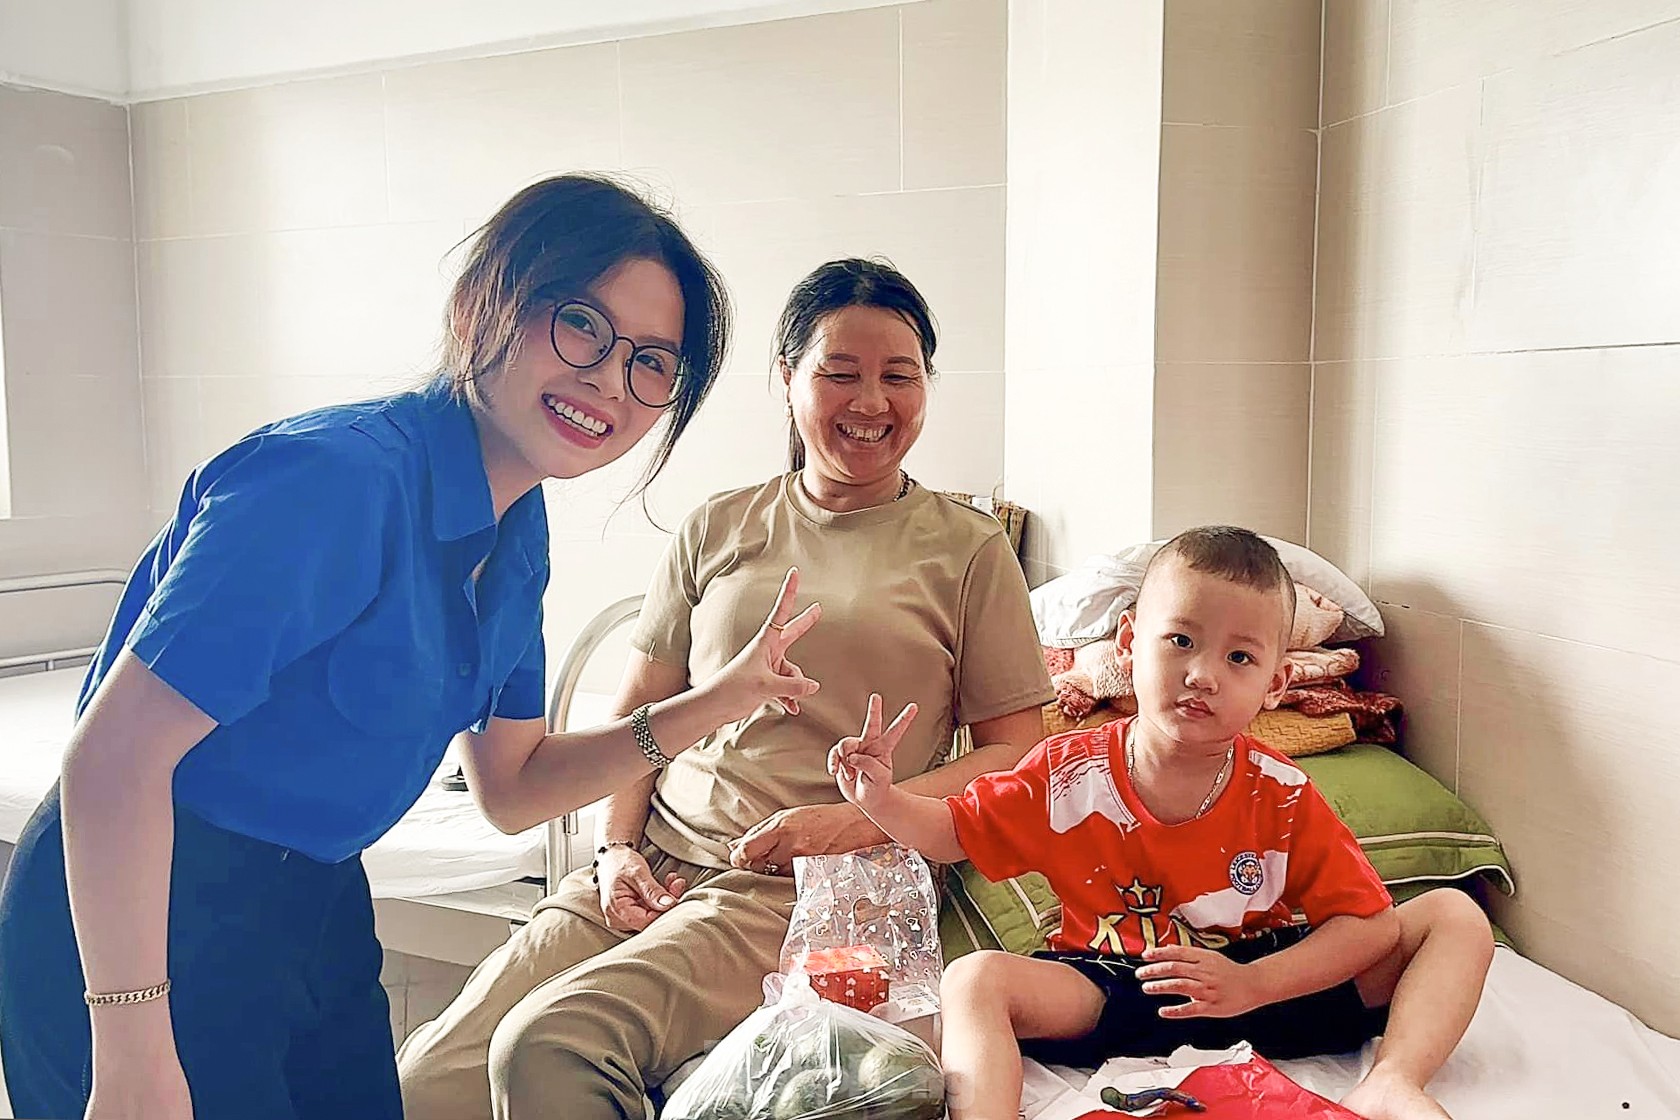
[{"left": 84, "top": 979, "right": 171, "bottom": 1007}]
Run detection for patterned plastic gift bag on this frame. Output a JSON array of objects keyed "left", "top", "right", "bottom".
[{"left": 776, "top": 843, "right": 944, "bottom": 1023}]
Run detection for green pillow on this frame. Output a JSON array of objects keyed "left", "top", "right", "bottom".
[
  {"left": 939, "top": 862, "right": 1061, "bottom": 961},
  {"left": 936, "top": 743, "right": 1513, "bottom": 963},
  {"left": 1297, "top": 743, "right": 1513, "bottom": 895}
]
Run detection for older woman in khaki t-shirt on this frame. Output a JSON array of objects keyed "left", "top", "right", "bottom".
[{"left": 398, "top": 259, "right": 1054, "bottom": 1120}]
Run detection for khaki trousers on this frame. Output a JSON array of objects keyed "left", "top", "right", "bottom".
[{"left": 396, "top": 840, "right": 796, "bottom": 1120}]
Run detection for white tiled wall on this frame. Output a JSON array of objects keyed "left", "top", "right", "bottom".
[
  {"left": 1005, "top": 0, "right": 1321, "bottom": 587},
  {"left": 620, "top": 10, "right": 904, "bottom": 208},
  {"left": 1312, "top": 0, "right": 1680, "bottom": 1035},
  {"left": 0, "top": 84, "right": 152, "bottom": 655},
  {"left": 127, "top": 0, "right": 1009, "bottom": 689},
  {"left": 1004, "top": 0, "right": 1164, "bottom": 586},
  {"left": 1151, "top": 0, "right": 1321, "bottom": 544},
  {"left": 1469, "top": 21, "right": 1680, "bottom": 352}
]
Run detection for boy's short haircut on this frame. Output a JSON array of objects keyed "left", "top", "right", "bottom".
[{"left": 1141, "top": 526, "right": 1296, "bottom": 640}]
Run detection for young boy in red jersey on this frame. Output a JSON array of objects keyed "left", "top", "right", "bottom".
[{"left": 832, "top": 526, "right": 1494, "bottom": 1120}]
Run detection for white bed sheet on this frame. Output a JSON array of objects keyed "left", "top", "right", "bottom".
[
  {"left": 1024, "top": 945, "right": 1680, "bottom": 1119},
  {"left": 0, "top": 667, "right": 617, "bottom": 901},
  {"left": 0, "top": 668, "right": 80, "bottom": 846}
]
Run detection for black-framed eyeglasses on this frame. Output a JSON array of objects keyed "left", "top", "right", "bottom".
[{"left": 549, "top": 299, "right": 683, "bottom": 409}]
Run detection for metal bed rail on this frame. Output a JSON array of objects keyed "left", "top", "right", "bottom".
[
  {"left": 0, "top": 569, "right": 129, "bottom": 671},
  {"left": 542, "top": 595, "right": 644, "bottom": 895}
]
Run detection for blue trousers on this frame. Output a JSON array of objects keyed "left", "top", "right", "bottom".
[{"left": 0, "top": 785, "right": 401, "bottom": 1119}]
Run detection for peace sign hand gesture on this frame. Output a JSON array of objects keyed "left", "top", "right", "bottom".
[
  {"left": 828, "top": 692, "right": 919, "bottom": 812},
  {"left": 712, "top": 567, "right": 822, "bottom": 723}
]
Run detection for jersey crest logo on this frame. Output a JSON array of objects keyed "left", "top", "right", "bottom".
[{"left": 1229, "top": 851, "right": 1265, "bottom": 896}]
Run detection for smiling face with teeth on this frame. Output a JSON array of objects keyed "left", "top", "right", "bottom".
[
  {"left": 782, "top": 305, "right": 929, "bottom": 511},
  {"left": 472, "top": 257, "right": 685, "bottom": 511}
]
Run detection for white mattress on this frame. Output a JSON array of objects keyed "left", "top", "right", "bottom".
[
  {"left": 0, "top": 669, "right": 80, "bottom": 846},
  {"left": 0, "top": 667, "right": 617, "bottom": 901},
  {"left": 1023, "top": 945, "right": 1680, "bottom": 1119}
]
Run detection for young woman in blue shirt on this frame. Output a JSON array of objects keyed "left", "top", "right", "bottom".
[{"left": 0, "top": 174, "right": 819, "bottom": 1120}]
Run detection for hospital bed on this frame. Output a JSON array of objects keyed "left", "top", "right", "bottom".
[{"left": 1012, "top": 944, "right": 1680, "bottom": 1118}]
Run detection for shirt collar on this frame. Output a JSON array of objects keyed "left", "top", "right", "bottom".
[
  {"left": 408, "top": 380, "right": 498, "bottom": 543},
  {"left": 405, "top": 381, "right": 550, "bottom": 579},
  {"left": 501, "top": 483, "right": 549, "bottom": 576}
]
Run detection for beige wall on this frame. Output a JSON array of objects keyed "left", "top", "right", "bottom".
[
  {"left": 1312, "top": 1, "right": 1680, "bottom": 1033},
  {"left": 123, "top": 0, "right": 917, "bottom": 100},
  {"left": 1152, "top": 0, "right": 1319, "bottom": 543},
  {"left": 0, "top": 0, "right": 128, "bottom": 99},
  {"left": 126, "top": 0, "right": 1007, "bottom": 677},
  {"left": 1007, "top": 0, "right": 1321, "bottom": 588},
  {"left": 0, "top": 84, "right": 151, "bottom": 656},
  {"left": 1005, "top": 0, "right": 1164, "bottom": 586}
]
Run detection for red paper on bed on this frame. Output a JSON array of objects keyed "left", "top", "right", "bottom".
[{"left": 1031, "top": 1044, "right": 1359, "bottom": 1120}]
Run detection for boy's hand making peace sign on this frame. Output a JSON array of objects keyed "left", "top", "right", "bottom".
[{"left": 828, "top": 692, "right": 919, "bottom": 812}]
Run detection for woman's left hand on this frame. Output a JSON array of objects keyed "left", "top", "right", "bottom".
[
  {"left": 727, "top": 803, "right": 885, "bottom": 876},
  {"left": 709, "top": 567, "right": 822, "bottom": 723}
]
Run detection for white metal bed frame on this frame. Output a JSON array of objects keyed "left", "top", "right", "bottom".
[
  {"left": 0, "top": 568, "right": 130, "bottom": 672},
  {"left": 541, "top": 593, "right": 643, "bottom": 894}
]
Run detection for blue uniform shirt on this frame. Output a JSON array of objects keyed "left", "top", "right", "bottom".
[{"left": 77, "top": 381, "right": 550, "bottom": 863}]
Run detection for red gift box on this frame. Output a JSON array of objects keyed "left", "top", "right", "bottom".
[{"left": 800, "top": 945, "right": 892, "bottom": 1012}]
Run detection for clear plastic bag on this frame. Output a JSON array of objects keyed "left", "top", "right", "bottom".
[
  {"left": 779, "top": 843, "right": 943, "bottom": 1020},
  {"left": 661, "top": 977, "right": 945, "bottom": 1120}
]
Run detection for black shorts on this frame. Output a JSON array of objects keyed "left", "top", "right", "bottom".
[{"left": 1021, "top": 925, "right": 1389, "bottom": 1068}]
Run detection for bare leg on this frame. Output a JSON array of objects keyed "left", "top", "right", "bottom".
[
  {"left": 1341, "top": 890, "right": 1496, "bottom": 1120},
  {"left": 940, "top": 951, "right": 1106, "bottom": 1120}
]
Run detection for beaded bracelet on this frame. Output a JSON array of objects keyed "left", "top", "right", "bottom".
[
  {"left": 84, "top": 979, "right": 171, "bottom": 1007},
  {"left": 590, "top": 840, "right": 637, "bottom": 886}
]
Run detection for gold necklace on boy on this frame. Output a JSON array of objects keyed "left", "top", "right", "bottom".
[{"left": 1125, "top": 725, "right": 1234, "bottom": 821}]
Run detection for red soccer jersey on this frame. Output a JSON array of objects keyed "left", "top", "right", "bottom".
[{"left": 946, "top": 718, "right": 1391, "bottom": 956}]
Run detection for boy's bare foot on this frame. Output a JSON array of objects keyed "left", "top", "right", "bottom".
[{"left": 1339, "top": 1068, "right": 1452, "bottom": 1120}]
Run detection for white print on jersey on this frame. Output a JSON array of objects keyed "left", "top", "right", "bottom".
[{"left": 1046, "top": 734, "right": 1137, "bottom": 835}]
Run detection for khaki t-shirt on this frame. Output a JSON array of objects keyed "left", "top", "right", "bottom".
[{"left": 630, "top": 474, "right": 1054, "bottom": 868}]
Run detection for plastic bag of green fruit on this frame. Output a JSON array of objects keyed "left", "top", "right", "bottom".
[{"left": 662, "top": 976, "right": 945, "bottom": 1120}]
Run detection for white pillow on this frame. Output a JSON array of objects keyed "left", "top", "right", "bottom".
[
  {"left": 1029, "top": 544, "right": 1153, "bottom": 648},
  {"left": 1262, "top": 537, "right": 1383, "bottom": 640},
  {"left": 1031, "top": 537, "right": 1382, "bottom": 647}
]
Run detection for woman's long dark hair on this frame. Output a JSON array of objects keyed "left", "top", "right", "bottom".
[{"left": 772, "top": 258, "right": 937, "bottom": 471}]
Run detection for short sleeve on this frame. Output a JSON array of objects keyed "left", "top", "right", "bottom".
[
  {"left": 1284, "top": 781, "right": 1394, "bottom": 926},
  {"left": 628, "top": 500, "right": 708, "bottom": 667},
  {"left": 946, "top": 741, "right": 1055, "bottom": 882},
  {"left": 126, "top": 434, "right": 390, "bottom": 726},
  {"left": 953, "top": 532, "right": 1055, "bottom": 726},
  {"left": 490, "top": 609, "right": 545, "bottom": 724}
]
